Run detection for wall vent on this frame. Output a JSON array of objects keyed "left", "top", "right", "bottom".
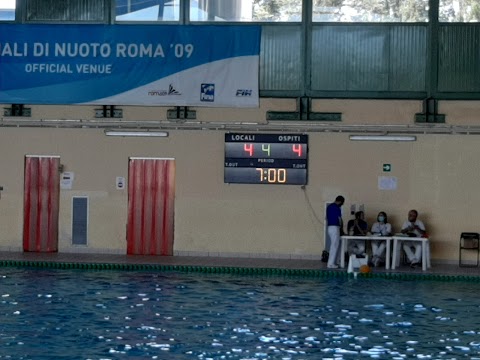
[{"left": 72, "top": 197, "right": 88, "bottom": 245}]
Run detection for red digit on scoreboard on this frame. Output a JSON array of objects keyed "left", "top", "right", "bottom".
[
  {"left": 292, "top": 144, "right": 302, "bottom": 157},
  {"left": 244, "top": 143, "right": 254, "bottom": 157}
]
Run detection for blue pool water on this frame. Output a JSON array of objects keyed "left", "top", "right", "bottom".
[{"left": 1, "top": 268, "right": 480, "bottom": 359}]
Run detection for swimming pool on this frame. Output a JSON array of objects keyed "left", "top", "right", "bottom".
[{"left": 1, "top": 268, "right": 480, "bottom": 359}]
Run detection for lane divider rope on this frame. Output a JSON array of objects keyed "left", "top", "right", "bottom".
[{"left": 0, "top": 260, "right": 474, "bottom": 281}]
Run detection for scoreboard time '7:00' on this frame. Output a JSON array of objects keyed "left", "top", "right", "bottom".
[{"left": 224, "top": 133, "right": 308, "bottom": 185}]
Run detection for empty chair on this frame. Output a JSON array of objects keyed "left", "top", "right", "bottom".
[{"left": 459, "top": 232, "right": 480, "bottom": 267}]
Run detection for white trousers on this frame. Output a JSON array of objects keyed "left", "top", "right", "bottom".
[
  {"left": 327, "top": 226, "right": 341, "bottom": 267},
  {"left": 348, "top": 240, "right": 365, "bottom": 255},
  {"left": 403, "top": 241, "right": 422, "bottom": 263},
  {"left": 372, "top": 240, "right": 386, "bottom": 259}
]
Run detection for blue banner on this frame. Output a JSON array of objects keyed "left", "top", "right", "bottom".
[{"left": 0, "top": 24, "right": 261, "bottom": 107}]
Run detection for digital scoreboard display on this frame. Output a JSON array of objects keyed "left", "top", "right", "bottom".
[{"left": 224, "top": 133, "right": 308, "bottom": 185}]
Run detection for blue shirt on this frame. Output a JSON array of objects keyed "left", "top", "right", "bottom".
[{"left": 326, "top": 203, "right": 342, "bottom": 226}]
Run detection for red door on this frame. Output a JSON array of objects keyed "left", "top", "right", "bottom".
[
  {"left": 127, "top": 158, "right": 175, "bottom": 255},
  {"left": 23, "top": 156, "right": 60, "bottom": 252}
]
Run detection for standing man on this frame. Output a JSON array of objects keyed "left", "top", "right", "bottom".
[
  {"left": 401, "top": 209, "right": 427, "bottom": 268},
  {"left": 326, "top": 195, "right": 345, "bottom": 269}
]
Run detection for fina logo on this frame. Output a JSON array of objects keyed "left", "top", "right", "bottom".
[
  {"left": 200, "top": 83, "right": 215, "bottom": 102},
  {"left": 236, "top": 89, "right": 253, "bottom": 97}
]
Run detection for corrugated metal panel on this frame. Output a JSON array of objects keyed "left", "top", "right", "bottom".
[
  {"left": 311, "top": 26, "right": 349, "bottom": 91},
  {"left": 260, "top": 26, "right": 302, "bottom": 91},
  {"left": 311, "top": 25, "right": 426, "bottom": 92},
  {"left": 348, "top": 26, "right": 389, "bottom": 91},
  {"left": 438, "top": 25, "right": 480, "bottom": 92},
  {"left": 27, "top": 0, "right": 104, "bottom": 21},
  {"left": 390, "top": 26, "right": 426, "bottom": 91}
]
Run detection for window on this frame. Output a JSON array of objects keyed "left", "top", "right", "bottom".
[
  {"left": 440, "top": 0, "right": 480, "bottom": 22},
  {"left": 190, "top": 0, "right": 302, "bottom": 22},
  {"left": 312, "top": 0, "right": 429, "bottom": 22},
  {"left": 26, "top": 0, "right": 104, "bottom": 21},
  {"left": 0, "top": 0, "right": 15, "bottom": 21},
  {"left": 116, "top": 0, "right": 180, "bottom": 21}
]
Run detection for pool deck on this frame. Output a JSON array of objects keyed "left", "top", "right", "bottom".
[{"left": 0, "top": 251, "right": 478, "bottom": 278}]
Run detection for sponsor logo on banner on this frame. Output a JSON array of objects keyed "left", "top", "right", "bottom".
[
  {"left": 236, "top": 89, "right": 253, "bottom": 97},
  {"left": 148, "top": 84, "right": 181, "bottom": 96},
  {"left": 168, "top": 84, "right": 181, "bottom": 95},
  {"left": 200, "top": 83, "right": 215, "bottom": 102}
]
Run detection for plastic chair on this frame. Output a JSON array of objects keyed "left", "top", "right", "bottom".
[
  {"left": 347, "top": 254, "right": 369, "bottom": 273},
  {"left": 459, "top": 232, "right": 479, "bottom": 267}
]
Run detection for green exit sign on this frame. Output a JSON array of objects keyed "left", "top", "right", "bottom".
[{"left": 383, "top": 164, "right": 392, "bottom": 172}]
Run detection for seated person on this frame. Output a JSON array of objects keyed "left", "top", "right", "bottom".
[
  {"left": 346, "top": 211, "right": 368, "bottom": 255},
  {"left": 370, "top": 211, "right": 392, "bottom": 267},
  {"left": 401, "top": 209, "right": 427, "bottom": 268}
]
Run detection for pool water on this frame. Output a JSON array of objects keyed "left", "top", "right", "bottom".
[{"left": 1, "top": 268, "right": 480, "bottom": 359}]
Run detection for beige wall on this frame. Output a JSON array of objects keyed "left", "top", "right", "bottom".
[{"left": 0, "top": 99, "right": 479, "bottom": 264}]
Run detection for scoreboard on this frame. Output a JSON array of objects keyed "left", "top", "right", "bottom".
[{"left": 224, "top": 133, "right": 308, "bottom": 185}]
